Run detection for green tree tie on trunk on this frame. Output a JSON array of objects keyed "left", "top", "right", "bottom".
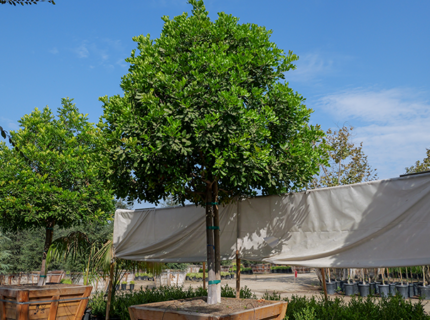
[{"left": 101, "top": 0, "right": 328, "bottom": 304}]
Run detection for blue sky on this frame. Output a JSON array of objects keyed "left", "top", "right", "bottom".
[{"left": 1, "top": 0, "right": 429, "bottom": 208}]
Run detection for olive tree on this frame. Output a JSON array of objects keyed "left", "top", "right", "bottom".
[
  {"left": 0, "top": 98, "right": 114, "bottom": 285},
  {"left": 101, "top": 0, "right": 327, "bottom": 303}
]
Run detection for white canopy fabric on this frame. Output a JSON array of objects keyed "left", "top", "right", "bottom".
[{"left": 113, "top": 172, "right": 430, "bottom": 268}]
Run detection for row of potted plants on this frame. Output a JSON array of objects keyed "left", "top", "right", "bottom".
[
  {"left": 115, "top": 281, "right": 136, "bottom": 291},
  {"left": 324, "top": 267, "right": 430, "bottom": 299},
  {"left": 134, "top": 273, "right": 154, "bottom": 281},
  {"left": 185, "top": 272, "right": 236, "bottom": 281},
  {"left": 270, "top": 266, "right": 292, "bottom": 273}
]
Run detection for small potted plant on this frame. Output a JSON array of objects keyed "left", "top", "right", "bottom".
[
  {"left": 378, "top": 268, "right": 390, "bottom": 298},
  {"left": 121, "top": 281, "right": 127, "bottom": 290},
  {"left": 407, "top": 267, "right": 414, "bottom": 297},
  {"left": 418, "top": 266, "right": 430, "bottom": 299},
  {"left": 230, "top": 272, "right": 235, "bottom": 279},
  {"left": 358, "top": 269, "right": 370, "bottom": 297},
  {"left": 130, "top": 281, "right": 135, "bottom": 291},
  {"left": 396, "top": 267, "right": 409, "bottom": 299},
  {"left": 143, "top": 273, "right": 149, "bottom": 281},
  {"left": 325, "top": 269, "right": 336, "bottom": 295},
  {"left": 344, "top": 271, "right": 355, "bottom": 296}
]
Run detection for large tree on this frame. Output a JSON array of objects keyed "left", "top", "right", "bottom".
[
  {"left": 101, "top": 0, "right": 327, "bottom": 303},
  {"left": 0, "top": 98, "right": 114, "bottom": 285}
]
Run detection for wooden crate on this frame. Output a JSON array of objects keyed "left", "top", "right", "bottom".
[
  {"left": 0, "top": 284, "right": 92, "bottom": 320},
  {"left": 129, "top": 297, "right": 288, "bottom": 320}
]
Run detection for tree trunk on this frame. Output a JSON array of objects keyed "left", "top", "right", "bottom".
[
  {"left": 105, "top": 260, "right": 115, "bottom": 320},
  {"left": 38, "top": 223, "right": 54, "bottom": 286},
  {"left": 213, "top": 181, "right": 221, "bottom": 303},
  {"left": 205, "top": 185, "right": 218, "bottom": 304}
]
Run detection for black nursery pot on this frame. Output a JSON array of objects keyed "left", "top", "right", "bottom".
[
  {"left": 344, "top": 283, "right": 355, "bottom": 296},
  {"left": 143, "top": 276, "right": 148, "bottom": 281},
  {"left": 396, "top": 284, "right": 409, "bottom": 299},
  {"left": 419, "top": 286, "right": 430, "bottom": 300},
  {"left": 389, "top": 283, "right": 397, "bottom": 296},
  {"left": 130, "top": 284, "right": 135, "bottom": 291},
  {"left": 374, "top": 282, "right": 381, "bottom": 294},
  {"left": 414, "top": 282, "right": 420, "bottom": 296},
  {"left": 409, "top": 283, "right": 415, "bottom": 297},
  {"left": 353, "top": 282, "right": 359, "bottom": 295},
  {"left": 369, "top": 282, "right": 376, "bottom": 295},
  {"left": 378, "top": 284, "right": 390, "bottom": 298},
  {"left": 358, "top": 283, "right": 370, "bottom": 297},
  {"left": 115, "top": 285, "right": 120, "bottom": 290},
  {"left": 325, "top": 281, "right": 336, "bottom": 295},
  {"left": 121, "top": 283, "right": 127, "bottom": 290},
  {"left": 231, "top": 274, "right": 235, "bottom": 279},
  {"left": 192, "top": 277, "right": 197, "bottom": 281}
]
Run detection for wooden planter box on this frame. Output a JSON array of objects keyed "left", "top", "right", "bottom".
[
  {"left": 0, "top": 284, "right": 92, "bottom": 320},
  {"left": 129, "top": 297, "right": 288, "bottom": 320}
]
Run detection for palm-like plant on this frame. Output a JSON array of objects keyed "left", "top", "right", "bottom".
[{"left": 47, "top": 230, "right": 164, "bottom": 305}]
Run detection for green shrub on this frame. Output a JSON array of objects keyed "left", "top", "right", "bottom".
[
  {"left": 60, "top": 278, "right": 72, "bottom": 284},
  {"left": 284, "top": 295, "right": 429, "bottom": 320}
]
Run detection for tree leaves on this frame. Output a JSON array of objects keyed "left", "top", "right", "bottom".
[
  {"left": 101, "top": 1, "right": 327, "bottom": 206},
  {"left": 0, "top": 98, "right": 114, "bottom": 232}
]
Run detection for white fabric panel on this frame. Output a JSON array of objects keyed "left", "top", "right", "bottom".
[{"left": 113, "top": 172, "right": 430, "bottom": 267}]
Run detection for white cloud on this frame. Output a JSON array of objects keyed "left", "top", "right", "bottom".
[
  {"left": 318, "top": 88, "right": 430, "bottom": 179},
  {"left": 74, "top": 42, "right": 89, "bottom": 58},
  {"left": 73, "top": 39, "right": 125, "bottom": 69},
  {"left": 287, "top": 53, "right": 334, "bottom": 82},
  {"left": 116, "top": 58, "right": 127, "bottom": 68},
  {"left": 49, "top": 47, "right": 59, "bottom": 55}
]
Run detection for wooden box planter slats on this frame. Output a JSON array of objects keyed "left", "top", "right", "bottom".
[
  {"left": 129, "top": 297, "right": 288, "bottom": 320},
  {"left": 0, "top": 284, "right": 92, "bottom": 320}
]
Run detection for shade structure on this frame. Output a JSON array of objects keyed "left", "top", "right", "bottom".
[{"left": 113, "top": 172, "right": 430, "bottom": 268}]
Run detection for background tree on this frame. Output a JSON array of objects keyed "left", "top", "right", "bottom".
[
  {"left": 309, "top": 125, "right": 377, "bottom": 189},
  {"left": 405, "top": 149, "right": 430, "bottom": 174},
  {"left": 0, "top": 98, "right": 114, "bottom": 285},
  {"left": 101, "top": 0, "right": 327, "bottom": 303}
]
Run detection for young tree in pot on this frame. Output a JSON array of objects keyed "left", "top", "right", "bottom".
[
  {"left": 0, "top": 99, "right": 114, "bottom": 285},
  {"left": 396, "top": 267, "right": 409, "bottom": 299},
  {"left": 358, "top": 269, "right": 370, "bottom": 297},
  {"left": 379, "top": 268, "right": 390, "bottom": 298},
  {"left": 100, "top": 0, "right": 327, "bottom": 305}
]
